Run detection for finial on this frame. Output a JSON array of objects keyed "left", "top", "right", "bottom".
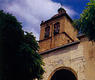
[
  {"left": 41, "top": 20, "right": 44, "bottom": 23},
  {"left": 58, "top": 7, "right": 66, "bottom": 14}
]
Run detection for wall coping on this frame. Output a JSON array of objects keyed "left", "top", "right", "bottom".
[{"left": 40, "top": 41, "right": 80, "bottom": 55}]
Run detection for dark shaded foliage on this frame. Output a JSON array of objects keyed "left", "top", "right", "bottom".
[{"left": 0, "top": 10, "right": 44, "bottom": 80}]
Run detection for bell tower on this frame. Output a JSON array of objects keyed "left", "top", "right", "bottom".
[{"left": 39, "top": 8, "right": 78, "bottom": 53}]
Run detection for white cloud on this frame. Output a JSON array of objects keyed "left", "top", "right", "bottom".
[{"left": 5, "top": 0, "right": 78, "bottom": 40}]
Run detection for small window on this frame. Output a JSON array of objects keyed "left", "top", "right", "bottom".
[
  {"left": 54, "top": 22, "right": 60, "bottom": 35},
  {"left": 45, "top": 26, "right": 50, "bottom": 38}
]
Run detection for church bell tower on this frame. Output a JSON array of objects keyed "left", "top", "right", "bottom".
[{"left": 39, "top": 8, "right": 78, "bottom": 53}]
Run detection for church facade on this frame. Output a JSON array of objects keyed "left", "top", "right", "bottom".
[{"left": 38, "top": 8, "right": 95, "bottom": 80}]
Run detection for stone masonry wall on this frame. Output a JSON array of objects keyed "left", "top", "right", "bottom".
[{"left": 41, "top": 43, "right": 86, "bottom": 80}]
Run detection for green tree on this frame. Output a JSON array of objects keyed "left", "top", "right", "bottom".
[
  {"left": 73, "top": 0, "right": 95, "bottom": 41},
  {"left": 18, "top": 32, "right": 44, "bottom": 80},
  {"left": 0, "top": 10, "right": 44, "bottom": 80},
  {"left": 0, "top": 10, "right": 24, "bottom": 80}
]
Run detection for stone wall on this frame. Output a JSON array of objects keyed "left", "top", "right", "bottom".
[
  {"left": 80, "top": 38, "right": 95, "bottom": 80},
  {"left": 40, "top": 37, "right": 95, "bottom": 80},
  {"left": 41, "top": 42, "right": 86, "bottom": 80}
]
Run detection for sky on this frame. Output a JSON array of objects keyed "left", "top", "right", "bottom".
[{"left": 0, "top": 0, "right": 89, "bottom": 40}]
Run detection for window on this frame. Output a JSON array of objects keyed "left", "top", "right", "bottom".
[
  {"left": 54, "top": 22, "right": 60, "bottom": 35},
  {"left": 45, "top": 26, "right": 50, "bottom": 38}
]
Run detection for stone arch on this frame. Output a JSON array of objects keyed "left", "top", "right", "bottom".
[{"left": 48, "top": 66, "right": 77, "bottom": 80}]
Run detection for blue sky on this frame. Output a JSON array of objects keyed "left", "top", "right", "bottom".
[
  {"left": 0, "top": 0, "right": 89, "bottom": 40},
  {"left": 52, "top": 0, "right": 89, "bottom": 19}
]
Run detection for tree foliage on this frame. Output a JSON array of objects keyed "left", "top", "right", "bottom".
[
  {"left": 0, "top": 10, "right": 44, "bottom": 80},
  {"left": 73, "top": 0, "right": 95, "bottom": 41},
  {"left": 18, "top": 32, "right": 44, "bottom": 80}
]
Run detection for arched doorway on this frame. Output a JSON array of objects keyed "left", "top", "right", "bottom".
[{"left": 50, "top": 68, "right": 77, "bottom": 80}]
